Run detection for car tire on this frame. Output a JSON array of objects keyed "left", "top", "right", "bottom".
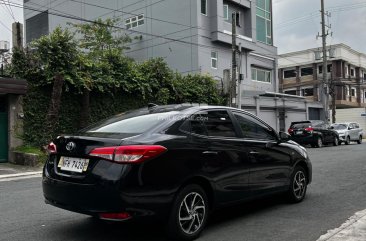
[
  {"left": 333, "top": 136, "right": 339, "bottom": 146},
  {"left": 166, "top": 184, "right": 209, "bottom": 241},
  {"left": 345, "top": 136, "right": 351, "bottom": 145},
  {"left": 287, "top": 166, "right": 308, "bottom": 203},
  {"left": 316, "top": 137, "right": 323, "bottom": 148},
  {"left": 357, "top": 136, "right": 363, "bottom": 144}
]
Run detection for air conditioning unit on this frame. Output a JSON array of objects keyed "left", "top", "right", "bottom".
[{"left": 314, "top": 51, "right": 322, "bottom": 60}]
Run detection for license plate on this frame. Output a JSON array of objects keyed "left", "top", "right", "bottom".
[
  {"left": 296, "top": 131, "right": 303, "bottom": 135},
  {"left": 58, "top": 156, "right": 89, "bottom": 173}
]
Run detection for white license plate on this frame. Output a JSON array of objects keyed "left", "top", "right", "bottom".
[
  {"left": 58, "top": 157, "right": 89, "bottom": 173},
  {"left": 296, "top": 131, "right": 303, "bottom": 135}
]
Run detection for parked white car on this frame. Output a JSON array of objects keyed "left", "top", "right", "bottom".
[{"left": 330, "top": 122, "right": 363, "bottom": 145}]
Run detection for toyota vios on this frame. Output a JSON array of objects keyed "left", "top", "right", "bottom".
[{"left": 43, "top": 104, "right": 312, "bottom": 241}]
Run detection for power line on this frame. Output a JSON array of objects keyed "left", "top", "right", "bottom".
[
  {"left": 0, "top": 18, "right": 11, "bottom": 32},
  {"left": 1, "top": 0, "right": 15, "bottom": 21}
]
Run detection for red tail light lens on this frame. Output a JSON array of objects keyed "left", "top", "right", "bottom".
[
  {"left": 305, "top": 127, "right": 314, "bottom": 132},
  {"left": 288, "top": 128, "right": 294, "bottom": 133},
  {"left": 47, "top": 142, "right": 57, "bottom": 154},
  {"left": 89, "top": 145, "right": 167, "bottom": 164}
]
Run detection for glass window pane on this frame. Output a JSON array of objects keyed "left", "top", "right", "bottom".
[
  {"left": 223, "top": 5, "right": 229, "bottom": 20},
  {"left": 138, "top": 15, "right": 144, "bottom": 20},
  {"left": 265, "top": 0, "right": 271, "bottom": 11},
  {"left": 266, "top": 20, "right": 271, "bottom": 36},
  {"left": 257, "top": 0, "right": 265, "bottom": 9},
  {"left": 256, "top": 16, "right": 266, "bottom": 43},
  {"left": 256, "top": 8, "right": 265, "bottom": 18},
  {"left": 257, "top": 69, "right": 265, "bottom": 82},
  {"left": 212, "top": 59, "right": 217, "bottom": 69},
  {"left": 234, "top": 112, "right": 276, "bottom": 140},
  {"left": 132, "top": 17, "right": 137, "bottom": 22},
  {"left": 201, "top": 0, "right": 207, "bottom": 14},
  {"left": 211, "top": 51, "right": 217, "bottom": 58},
  {"left": 138, "top": 20, "right": 144, "bottom": 25},
  {"left": 203, "top": 111, "right": 236, "bottom": 137},
  {"left": 251, "top": 68, "right": 256, "bottom": 80},
  {"left": 125, "top": 19, "right": 130, "bottom": 24},
  {"left": 132, "top": 22, "right": 137, "bottom": 27}
]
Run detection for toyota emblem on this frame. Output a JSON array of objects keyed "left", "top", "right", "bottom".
[{"left": 66, "top": 142, "right": 76, "bottom": 152}]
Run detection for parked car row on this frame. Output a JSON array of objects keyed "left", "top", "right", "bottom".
[{"left": 288, "top": 120, "right": 363, "bottom": 148}]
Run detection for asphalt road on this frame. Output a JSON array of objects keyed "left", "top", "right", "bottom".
[{"left": 1, "top": 142, "right": 366, "bottom": 241}]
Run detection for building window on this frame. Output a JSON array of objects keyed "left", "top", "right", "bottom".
[
  {"left": 201, "top": 0, "right": 207, "bottom": 15},
  {"left": 211, "top": 51, "right": 218, "bottom": 69},
  {"left": 252, "top": 67, "right": 271, "bottom": 83},
  {"left": 256, "top": 0, "right": 272, "bottom": 45},
  {"left": 318, "top": 64, "right": 332, "bottom": 74},
  {"left": 125, "top": 14, "right": 144, "bottom": 29},
  {"left": 223, "top": 4, "right": 229, "bottom": 20},
  {"left": 302, "top": 88, "right": 314, "bottom": 97},
  {"left": 284, "top": 90, "right": 297, "bottom": 96},
  {"left": 301, "top": 67, "right": 313, "bottom": 76},
  {"left": 235, "top": 12, "right": 241, "bottom": 27},
  {"left": 283, "top": 69, "right": 296, "bottom": 78},
  {"left": 350, "top": 68, "right": 355, "bottom": 77},
  {"left": 351, "top": 88, "right": 356, "bottom": 97}
]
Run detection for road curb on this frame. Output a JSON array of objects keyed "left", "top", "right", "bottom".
[{"left": 0, "top": 171, "right": 42, "bottom": 179}]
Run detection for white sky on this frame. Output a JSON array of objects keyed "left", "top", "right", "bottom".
[{"left": 0, "top": 0, "right": 366, "bottom": 54}]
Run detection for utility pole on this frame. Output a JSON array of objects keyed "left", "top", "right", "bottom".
[
  {"left": 231, "top": 12, "right": 237, "bottom": 108},
  {"left": 318, "top": 0, "right": 331, "bottom": 123}
]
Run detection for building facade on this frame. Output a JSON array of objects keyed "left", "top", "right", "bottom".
[
  {"left": 24, "top": 0, "right": 277, "bottom": 94},
  {"left": 279, "top": 43, "right": 366, "bottom": 110},
  {"left": 23, "top": 0, "right": 316, "bottom": 131}
]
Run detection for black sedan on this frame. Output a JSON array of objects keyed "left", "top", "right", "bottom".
[
  {"left": 288, "top": 120, "right": 339, "bottom": 148},
  {"left": 43, "top": 104, "right": 312, "bottom": 241}
]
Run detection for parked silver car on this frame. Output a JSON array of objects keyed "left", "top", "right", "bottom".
[{"left": 330, "top": 122, "right": 363, "bottom": 145}]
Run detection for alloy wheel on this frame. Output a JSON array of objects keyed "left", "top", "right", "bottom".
[
  {"left": 178, "top": 192, "right": 206, "bottom": 235},
  {"left": 345, "top": 136, "right": 350, "bottom": 145},
  {"left": 293, "top": 171, "right": 307, "bottom": 199},
  {"left": 317, "top": 137, "right": 323, "bottom": 148},
  {"left": 334, "top": 136, "right": 339, "bottom": 146}
]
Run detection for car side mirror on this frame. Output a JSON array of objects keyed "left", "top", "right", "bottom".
[{"left": 279, "top": 131, "right": 291, "bottom": 142}]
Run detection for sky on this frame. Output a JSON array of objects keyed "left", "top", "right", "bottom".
[{"left": 0, "top": 0, "right": 366, "bottom": 54}]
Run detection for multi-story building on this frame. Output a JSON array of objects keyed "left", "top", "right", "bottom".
[
  {"left": 279, "top": 43, "right": 366, "bottom": 110},
  {"left": 23, "top": 0, "right": 315, "bottom": 131},
  {"left": 24, "top": 0, "right": 277, "bottom": 95}
]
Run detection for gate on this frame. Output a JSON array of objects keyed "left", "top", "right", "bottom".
[{"left": 0, "top": 112, "right": 8, "bottom": 162}]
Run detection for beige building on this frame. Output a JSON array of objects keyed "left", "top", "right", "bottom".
[{"left": 278, "top": 43, "right": 366, "bottom": 111}]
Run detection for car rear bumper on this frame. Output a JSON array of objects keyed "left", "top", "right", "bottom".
[
  {"left": 42, "top": 168, "right": 176, "bottom": 220},
  {"left": 291, "top": 135, "right": 317, "bottom": 145}
]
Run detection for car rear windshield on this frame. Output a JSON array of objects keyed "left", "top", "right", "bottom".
[
  {"left": 83, "top": 111, "right": 180, "bottom": 134},
  {"left": 292, "top": 123, "right": 312, "bottom": 129},
  {"left": 331, "top": 124, "right": 347, "bottom": 130}
]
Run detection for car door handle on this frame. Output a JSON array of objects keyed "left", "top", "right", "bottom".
[
  {"left": 249, "top": 151, "right": 260, "bottom": 155},
  {"left": 202, "top": 151, "right": 218, "bottom": 155}
]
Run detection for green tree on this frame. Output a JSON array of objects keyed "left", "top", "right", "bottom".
[
  {"left": 31, "top": 27, "right": 79, "bottom": 142},
  {"left": 72, "top": 18, "right": 132, "bottom": 128}
]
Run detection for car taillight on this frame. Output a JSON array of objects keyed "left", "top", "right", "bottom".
[
  {"left": 305, "top": 127, "right": 314, "bottom": 132},
  {"left": 89, "top": 145, "right": 167, "bottom": 164},
  {"left": 47, "top": 142, "right": 57, "bottom": 154},
  {"left": 288, "top": 128, "right": 294, "bottom": 134}
]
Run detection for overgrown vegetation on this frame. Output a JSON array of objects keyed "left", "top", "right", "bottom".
[{"left": 9, "top": 18, "right": 226, "bottom": 147}]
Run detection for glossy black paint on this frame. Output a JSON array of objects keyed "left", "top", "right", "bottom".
[
  {"left": 43, "top": 105, "right": 312, "bottom": 221},
  {"left": 289, "top": 120, "right": 339, "bottom": 146}
]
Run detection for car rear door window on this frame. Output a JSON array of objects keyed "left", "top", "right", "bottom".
[
  {"left": 188, "top": 110, "right": 237, "bottom": 138},
  {"left": 233, "top": 112, "right": 277, "bottom": 140}
]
